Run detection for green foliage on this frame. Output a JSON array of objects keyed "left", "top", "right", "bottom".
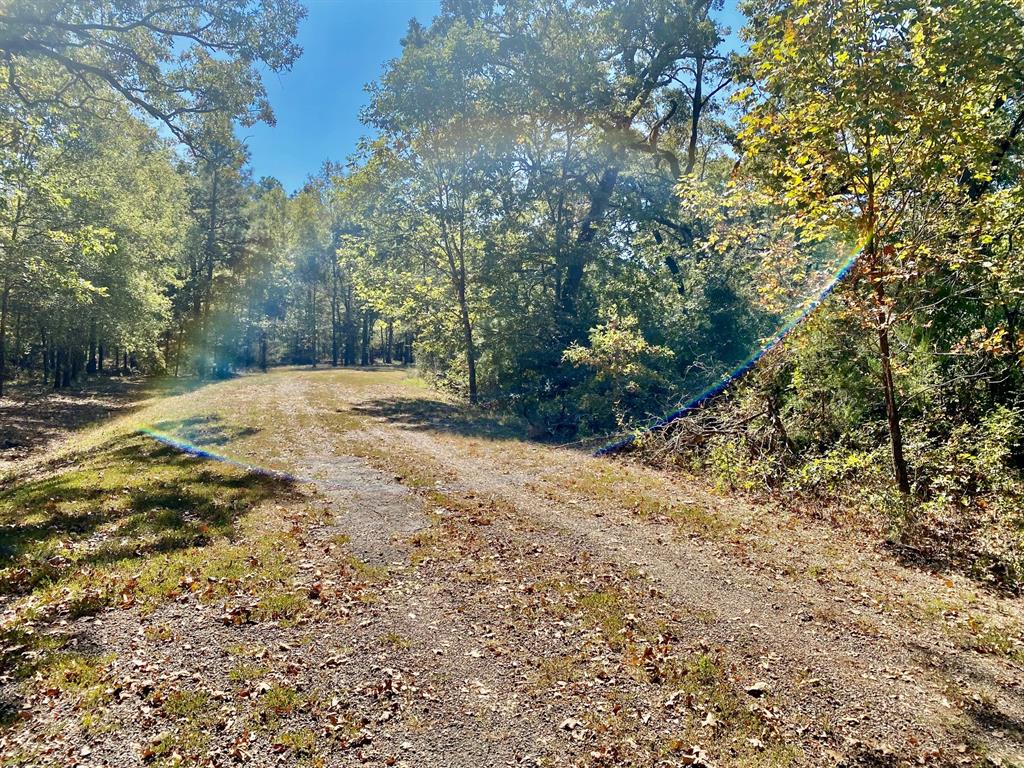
[
  {"left": 4, "top": 0, "right": 1024, "bottom": 590},
  {"left": 352, "top": 0, "right": 779, "bottom": 430},
  {"left": 563, "top": 314, "right": 676, "bottom": 431},
  {"left": 634, "top": 0, "right": 1024, "bottom": 587},
  {"left": 0, "top": 0, "right": 305, "bottom": 391},
  {"left": 0, "top": 1, "right": 306, "bottom": 144}
]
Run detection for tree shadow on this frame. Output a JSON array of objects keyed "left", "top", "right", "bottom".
[
  {"left": 0, "top": 374, "right": 216, "bottom": 467},
  {"left": 350, "top": 396, "right": 530, "bottom": 441},
  {"left": 924, "top": 640, "right": 1024, "bottom": 755},
  {"left": 884, "top": 538, "right": 1022, "bottom": 598},
  {"left": 0, "top": 425, "right": 298, "bottom": 716},
  {"left": 150, "top": 416, "right": 261, "bottom": 447},
  {"left": 0, "top": 424, "right": 290, "bottom": 599}
]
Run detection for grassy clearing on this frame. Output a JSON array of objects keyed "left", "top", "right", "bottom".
[
  {"left": 344, "top": 441, "right": 455, "bottom": 490},
  {"left": 0, "top": 433, "right": 284, "bottom": 594},
  {"left": 0, "top": 368, "right": 416, "bottom": 759}
]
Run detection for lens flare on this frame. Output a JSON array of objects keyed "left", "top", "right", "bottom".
[
  {"left": 595, "top": 240, "right": 864, "bottom": 456},
  {"left": 139, "top": 426, "right": 296, "bottom": 482},
  {"left": 140, "top": 223, "right": 863, "bottom": 467}
]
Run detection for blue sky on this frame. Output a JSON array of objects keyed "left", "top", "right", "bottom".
[
  {"left": 244, "top": 0, "right": 441, "bottom": 192},
  {"left": 245, "top": 0, "right": 745, "bottom": 193}
]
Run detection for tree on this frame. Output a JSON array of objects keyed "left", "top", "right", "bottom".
[
  {"left": 0, "top": 0, "right": 305, "bottom": 145},
  {"left": 361, "top": 0, "right": 738, "bottom": 419},
  {"left": 736, "top": 0, "right": 1024, "bottom": 493},
  {"left": 182, "top": 121, "right": 252, "bottom": 377},
  {"left": 0, "top": 104, "right": 189, "bottom": 392}
]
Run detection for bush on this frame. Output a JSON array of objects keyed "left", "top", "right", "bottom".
[{"left": 562, "top": 313, "right": 676, "bottom": 434}]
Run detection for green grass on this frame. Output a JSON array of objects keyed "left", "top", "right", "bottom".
[
  {"left": 253, "top": 588, "right": 307, "bottom": 622},
  {"left": 577, "top": 588, "right": 629, "bottom": 649},
  {"left": 647, "top": 651, "right": 799, "bottom": 767},
  {"left": 965, "top": 615, "right": 1024, "bottom": 662},
  {"left": 533, "top": 653, "right": 586, "bottom": 687},
  {"left": 545, "top": 462, "right": 731, "bottom": 537},
  {"left": 162, "top": 689, "right": 212, "bottom": 719},
  {"left": 229, "top": 661, "right": 270, "bottom": 683},
  {"left": 275, "top": 727, "right": 318, "bottom": 756},
  {"left": 41, "top": 652, "right": 116, "bottom": 708},
  {"left": 256, "top": 683, "right": 305, "bottom": 733},
  {"left": 384, "top": 631, "right": 412, "bottom": 649},
  {"left": 0, "top": 432, "right": 290, "bottom": 598},
  {"left": 143, "top": 687, "right": 214, "bottom": 767}
]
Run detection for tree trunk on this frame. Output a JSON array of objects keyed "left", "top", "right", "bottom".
[
  {"left": 87, "top": 319, "right": 97, "bottom": 374},
  {"left": 198, "top": 164, "right": 219, "bottom": 379},
  {"left": 311, "top": 284, "right": 318, "bottom": 368},
  {"left": 561, "top": 166, "right": 620, "bottom": 316},
  {"left": 385, "top": 321, "right": 393, "bottom": 364},
  {"left": 0, "top": 276, "right": 9, "bottom": 398},
  {"left": 13, "top": 307, "right": 22, "bottom": 374},
  {"left": 865, "top": 157, "right": 910, "bottom": 496},
  {"left": 41, "top": 329, "right": 48, "bottom": 385},
  {"left": 331, "top": 259, "right": 340, "bottom": 367},
  {"left": 98, "top": 342, "right": 104, "bottom": 373},
  {"left": 456, "top": 285, "right": 478, "bottom": 404},
  {"left": 53, "top": 346, "right": 62, "bottom": 390},
  {"left": 70, "top": 346, "right": 81, "bottom": 386},
  {"left": 360, "top": 311, "right": 371, "bottom": 366},
  {"left": 875, "top": 280, "right": 911, "bottom": 494},
  {"left": 173, "top": 325, "right": 182, "bottom": 377},
  {"left": 343, "top": 286, "right": 356, "bottom": 365},
  {"left": 685, "top": 55, "right": 705, "bottom": 175}
]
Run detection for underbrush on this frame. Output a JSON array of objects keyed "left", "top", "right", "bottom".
[{"left": 641, "top": 380, "right": 1024, "bottom": 593}]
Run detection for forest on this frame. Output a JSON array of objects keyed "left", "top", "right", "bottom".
[
  {"left": 3, "top": 1, "right": 1024, "bottom": 766},
  {"left": 4, "top": 0, "right": 1023, "bottom": 584}
]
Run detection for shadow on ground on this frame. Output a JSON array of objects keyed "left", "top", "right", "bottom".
[
  {"left": 0, "top": 424, "right": 292, "bottom": 599},
  {"left": 351, "top": 396, "right": 528, "bottom": 441},
  {"left": 0, "top": 425, "right": 298, "bottom": 722},
  {"left": 151, "top": 416, "right": 261, "bottom": 447},
  {"left": 0, "top": 375, "right": 215, "bottom": 467},
  {"left": 926, "top": 639, "right": 1024, "bottom": 757}
]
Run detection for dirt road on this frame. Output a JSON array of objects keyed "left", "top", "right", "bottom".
[{"left": 2, "top": 368, "right": 1021, "bottom": 767}]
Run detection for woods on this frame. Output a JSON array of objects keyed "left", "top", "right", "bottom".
[
  {"left": 2, "top": 0, "right": 1024, "bottom": 578},
  {"left": 5, "top": 2, "right": 1024, "bottom": 766},
  {"left": 671, "top": 0, "right": 1024, "bottom": 586}
]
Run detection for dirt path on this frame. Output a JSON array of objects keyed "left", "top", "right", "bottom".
[{"left": 2, "top": 368, "right": 1022, "bottom": 768}]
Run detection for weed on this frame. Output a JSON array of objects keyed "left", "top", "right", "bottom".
[
  {"left": 229, "top": 661, "right": 269, "bottom": 683},
  {"left": 144, "top": 623, "right": 175, "bottom": 642},
  {"left": 577, "top": 588, "right": 628, "bottom": 649},
  {"left": 253, "top": 589, "right": 306, "bottom": 622},
  {"left": 162, "top": 689, "right": 211, "bottom": 719},
  {"left": 384, "top": 631, "right": 412, "bottom": 649},
  {"left": 276, "top": 727, "right": 317, "bottom": 756}
]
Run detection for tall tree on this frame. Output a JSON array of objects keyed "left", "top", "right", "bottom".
[{"left": 0, "top": 0, "right": 305, "bottom": 145}]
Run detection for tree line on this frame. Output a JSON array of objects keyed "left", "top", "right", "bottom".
[{"left": 0, "top": 0, "right": 412, "bottom": 400}]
